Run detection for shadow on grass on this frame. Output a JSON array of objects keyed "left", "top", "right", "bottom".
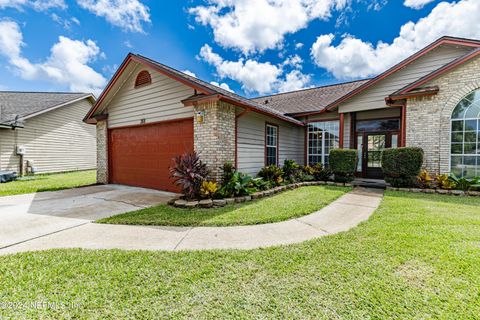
[
  {"left": 385, "top": 189, "right": 480, "bottom": 208},
  {"left": 97, "top": 185, "right": 351, "bottom": 227}
]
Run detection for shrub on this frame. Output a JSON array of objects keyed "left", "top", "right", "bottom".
[
  {"left": 311, "top": 163, "right": 332, "bottom": 181},
  {"left": 417, "top": 170, "right": 433, "bottom": 189},
  {"left": 282, "top": 159, "right": 301, "bottom": 183},
  {"left": 437, "top": 174, "right": 456, "bottom": 190},
  {"left": 220, "top": 162, "right": 235, "bottom": 186},
  {"left": 329, "top": 149, "right": 357, "bottom": 183},
  {"left": 381, "top": 147, "right": 424, "bottom": 188},
  {"left": 258, "top": 165, "right": 284, "bottom": 186},
  {"left": 218, "top": 171, "right": 256, "bottom": 197},
  {"left": 200, "top": 181, "right": 218, "bottom": 198},
  {"left": 170, "top": 152, "right": 209, "bottom": 199}
]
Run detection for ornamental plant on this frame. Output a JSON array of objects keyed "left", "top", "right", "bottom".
[
  {"left": 449, "top": 174, "right": 480, "bottom": 191},
  {"left": 417, "top": 170, "right": 433, "bottom": 189},
  {"left": 311, "top": 163, "right": 332, "bottom": 181},
  {"left": 382, "top": 147, "right": 424, "bottom": 187},
  {"left": 218, "top": 171, "right": 256, "bottom": 197},
  {"left": 329, "top": 149, "right": 357, "bottom": 183},
  {"left": 282, "top": 159, "right": 301, "bottom": 183},
  {"left": 258, "top": 165, "right": 284, "bottom": 186},
  {"left": 170, "top": 152, "right": 209, "bottom": 199},
  {"left": 200, "top": 181, "right": 218, "bottom": 198},
  {"left": 436, "top": 174, "right": 456, "bottom": 190}
]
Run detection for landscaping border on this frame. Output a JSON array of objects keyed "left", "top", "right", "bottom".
[
  {"left": 386, "top": 186, "right": 480, "bottom": 197},
  {"left": 170, "top": 181, "right": 352, "bottom": 209}
]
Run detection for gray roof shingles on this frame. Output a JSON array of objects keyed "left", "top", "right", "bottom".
[
  {"left": 135, "top": 54, "right": 305, "bottom": 125},
  {"left": 0, "top": 92, "right": 90, "bottom": 124},
  {"left": 251, "top": 79, "right": 370, "bottom": 115}
]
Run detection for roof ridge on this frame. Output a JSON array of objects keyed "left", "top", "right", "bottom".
[
  {"left": 0, "top": 91, "right": 90, "bottom": 95},
  {"left": 251, "top": 79, "right": 371, "bottom": 100}
]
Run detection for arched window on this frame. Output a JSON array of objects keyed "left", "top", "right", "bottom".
[
  {"left": 451, "top": 89, "right": 480, "bottom": 178},
  {"left": 134, "top": 70, "right": 151, "bottom": 88}
]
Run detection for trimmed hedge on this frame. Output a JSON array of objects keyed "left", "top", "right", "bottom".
[
  {"left": 329, "top": 149, "right": 357, "bottom": 182},
  {"left": 381, "top": 147, "right": 424, "bottom": 187}
]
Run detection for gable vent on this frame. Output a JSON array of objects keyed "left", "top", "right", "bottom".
[{"left": 135, "top": 70, "right": 152, "bottom": 88}]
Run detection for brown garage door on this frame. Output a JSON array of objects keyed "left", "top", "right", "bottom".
[{"left": 108, "top": 118, "right": 193, "bottom": 192}]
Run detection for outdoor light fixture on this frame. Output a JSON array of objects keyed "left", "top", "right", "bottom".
[{"left": 196, "top": 110, "right": 205, "bottom": 123}]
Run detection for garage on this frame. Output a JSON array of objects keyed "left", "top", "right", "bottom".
[{"left": 108, "top": 118, "right": 194, "bottom": 192}]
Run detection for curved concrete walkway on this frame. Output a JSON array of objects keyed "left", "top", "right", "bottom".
[{"left": 0, "top": 188, "right": 383, "bottom": 255}]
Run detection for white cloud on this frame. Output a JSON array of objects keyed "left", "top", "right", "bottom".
[
  {"left": 282, "top": 54, "right": 303, "bottom": 69},
  {"left": 190, "top": 0, "right": 349, "bottom": 54},
  {"left": 295, "top": 42, "right": 304, "bottom": 50},
  {"left": 0, "top": 0, "right": 25, "bottom": 9},
  {"left": 182, "top": 70, "right": 197, "bottom": 78},
  {"left": 0, "top": 0, "right": 66, "bottom": 10},
  {"left": 404, "top": 0, "right": 435, "bottom": 10},
  {"left": 210, "top": 81, "right": 234, "bottom": 93},
  {"left": 277, "top": 70, "right": 311, "bottom": 93},
  {"left": 31, "top": 0, "right": 66, "bottom": 10},
  {"left": 311, "top": 0, "right": 480, "bottom": 79},
  {"left": 0, "top": 20, "right": 107, "bottom": 95},
  {"left": 77, "top": 0, "right": 150, "bottom": 33},
  {"left": 199, "top": 44, "right": 310, "bottom": 94}
]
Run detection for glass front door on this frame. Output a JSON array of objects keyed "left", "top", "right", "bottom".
[
  {"left": 356, "top": 132, "right": 399, "bottom": 179},
  {"left": 366, "top": 134, "right": 386, "bottom": 179}
]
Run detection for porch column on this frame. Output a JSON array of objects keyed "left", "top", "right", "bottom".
[
  {"left": 401, "top": 104, "right": 407, "bottom": 147},
  {"left": 339, "top": 113, "right": 345, "bottom": 149}
]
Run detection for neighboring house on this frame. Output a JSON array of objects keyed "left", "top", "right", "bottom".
[
  {"left": 85, "top": 36, "right": 480, "bottom": 192},
  {"left": 0, "top": 92, "right": 96, "bottom": 175}
]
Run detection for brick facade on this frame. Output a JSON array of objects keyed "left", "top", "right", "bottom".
[
  {"left": 193, "top": 100, "right": 236, "bottom": 181},
  {"left": 406, "top": 56, "right": 480, "bottom": 175},
  {"left": 96, "top": 120, "right": 109, "bottom": 184}
]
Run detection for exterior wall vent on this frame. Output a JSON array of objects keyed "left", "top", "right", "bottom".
[{"left": 135, "top": 70, "right": 152, "bottom": 88}]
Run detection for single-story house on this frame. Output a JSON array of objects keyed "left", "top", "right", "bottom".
[
  {"left": 84, "top": 36, "right": 480, "bottom": 192},
  {"left": 1, "top": 92, "right": 96, "bottom": 175}
]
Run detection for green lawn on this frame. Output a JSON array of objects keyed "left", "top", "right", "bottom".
[
  {"left": 0, "top": 170, "right": 96, "bottom": 196},
  {"left": 98, "top": 185, "right": 349, "bottom": 226},
  {"left": 1, "top": 191, "right": 480, "bottom": 319}
]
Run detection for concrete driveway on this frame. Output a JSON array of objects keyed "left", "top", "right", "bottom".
[{"left": 0, "top": 184, "right": 176, "bottom": 249}]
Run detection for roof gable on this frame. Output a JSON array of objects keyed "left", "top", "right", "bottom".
[
  {"left": 389, "top": 47, "right": 480, "bottom": 100},
  {"left": 321, "top": 36, "right": 480, "bottom": 113},
  {"left": 0, "top": 92, "right": 94, "bottom": 125},
  {"left": 85, "top": 54, "right": 303, "bottom": 126}
]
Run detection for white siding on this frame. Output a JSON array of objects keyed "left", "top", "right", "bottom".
[
  {"left": 339, "top": 45, "right": 472, "bottom": 113},
  {"left": 106, "top": 64, "right": 195, "bottom": 128},
  {"left": 237, "top": 112, "right": 304, "bottom": 176},
  {"left": 0, "top": 98, "right": 96, "bottom": 174}
]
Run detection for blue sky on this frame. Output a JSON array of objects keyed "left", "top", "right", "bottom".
[{"left": 0, "top": 0, "right": 479, "bottom": 97}]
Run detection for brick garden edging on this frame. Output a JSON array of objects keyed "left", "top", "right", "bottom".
[
  {"left": 387, "top": 186, "right": 480, "bottom": 197},
  {"left": 170, "top": 181, "right": 353, "bottom": 209}
]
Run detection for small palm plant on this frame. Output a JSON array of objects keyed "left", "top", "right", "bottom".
[{"left": 170, "top": 152, "right": 209, "bottom": 199}]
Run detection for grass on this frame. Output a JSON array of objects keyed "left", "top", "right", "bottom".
[
  {"left": 1, "top": 191, "right": 480, "bottom": 319},
  {"left": 0, "top": 170, "right": 96, "bottom": 196},
  {"left": 98, "top": 185, "right": 349, "bottom": 226}
]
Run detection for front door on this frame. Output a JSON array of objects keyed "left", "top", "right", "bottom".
[
  {"left": 356, "top": 132, "right": 399, "bottom": 179},
  {"left": 366, "top": 134, "right": 386, "bottom": 179}
]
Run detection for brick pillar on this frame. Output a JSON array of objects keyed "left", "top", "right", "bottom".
[
  {"left": 193, "top": 101, "right": 236, "bottom": 181},
  {"left": 96, "top": 120, "right": 109, "bottom": 184}
]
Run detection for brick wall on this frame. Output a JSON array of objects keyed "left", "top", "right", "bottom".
[
  {"left": 193, "top": 100, "right": 236, "bottom": 181},
  {"left": 406, "top": 55, "right": 480, "bottom": 175},
  {"left": 96, "top": 120, "right": 109, "bottom": 184}
]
